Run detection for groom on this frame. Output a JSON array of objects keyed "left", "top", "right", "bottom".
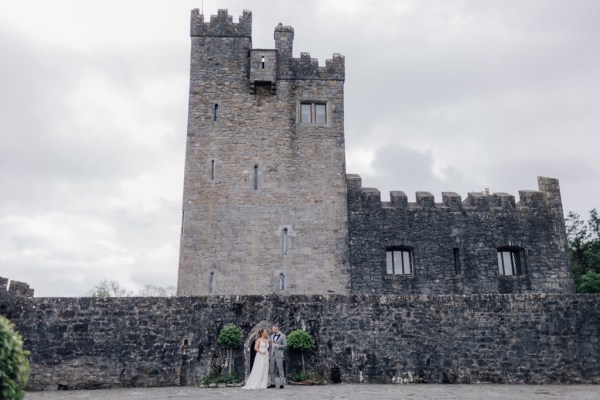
[{"left": 268, "top": 324, "right": 287, "bottom": 389}]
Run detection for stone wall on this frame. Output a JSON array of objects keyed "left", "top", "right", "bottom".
[
  {"left": 1, "top": 283, "right": 598, "bottom": 390},
  {"left": 347, "top": 175, "right": 575, "bottom": 295}
]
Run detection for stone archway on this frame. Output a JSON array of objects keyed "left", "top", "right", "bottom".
[{"left": 243, "top": 320, "right": 274, "bottom": 379}]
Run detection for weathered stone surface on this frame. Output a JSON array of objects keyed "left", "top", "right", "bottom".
[
  {"left": 178, "top": 9, "right": 350, "bottom": 296},
  {"left": 177, "top": 9, "right": 574, "bottom": 298},
  {"left": 2, "top": 289, "right": 598, "bottom": 390},
  {"left": 347, "top": 176, "right": 575, "bottom": 295}
]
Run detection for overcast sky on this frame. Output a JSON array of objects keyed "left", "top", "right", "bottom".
[{"left": 1, "top": 0, "right": 599, "bottom": 297}]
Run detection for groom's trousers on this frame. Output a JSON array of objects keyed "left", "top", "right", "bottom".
[{"left": 269, "top": 355, "right": 285, "bottom": 386}]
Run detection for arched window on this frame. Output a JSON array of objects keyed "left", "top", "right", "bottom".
[{"left": 278, "top": 273, "right": 285, "bottom": 291}]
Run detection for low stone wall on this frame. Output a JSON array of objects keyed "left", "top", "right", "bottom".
[{"left": 1, "top": 291, "right": 598, "bottom": 390}]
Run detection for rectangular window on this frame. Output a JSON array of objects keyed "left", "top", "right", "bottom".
[
  {"left": 497, "top": 248, "right": 524, "bottom": 275},
  {"left": 315, "top": 104, "right": 327, "bottom": 123},
  {"left": 301, "top": 103, "right": 312, "bottom": 123},
  {"left": 386, "top": 248, "right": 413, "bottom": 275},
  {"left": 300, "top": 102, "right": 327, "bottom": 124},
  {"left": 453, "top": 248, "right": 461, "bottom": 275}
]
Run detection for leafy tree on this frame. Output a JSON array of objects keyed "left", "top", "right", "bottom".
[
  {"left": 566, "top": 209, "right": 600, "bottom": 293},
  {"left": 0, "top": 316, "right": 30, "bottom": 400},
  {"left": 577, "top": 270, "right": 600, "bottom": 294},
  {"left": 287, "top": 329, "right": 315, "bottom": 372},
  {"left": 217, "top": 324, "right": 243, "bottom": 374},
  {"left": 86, "top": 280, "right": 133, "bottom": 297}
]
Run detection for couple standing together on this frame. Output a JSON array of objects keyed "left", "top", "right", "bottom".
[{"left": 243, "top": 324, "right": 287, "bottom": 390}]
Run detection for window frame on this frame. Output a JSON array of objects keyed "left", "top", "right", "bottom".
[
  {"left": 497, "top": 247, "right": 525, "bottom": 276},
  {"left": 385, "top": 247, "right": 414, "bottom": 276},
  {"left": 297, "top": 100, "right": 330, "bottom": 126}
]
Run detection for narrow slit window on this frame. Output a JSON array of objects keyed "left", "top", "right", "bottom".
[
  {"left": 213, "top": 103, "right": 219, "bottom": 122},
  {"left": 453, "top": 248, "right": 461, "bottom": 275},
  {"left": 261, "top": 55, "right": 265, "bottom": 69},
  {"left": 279, "top": 273, "right": 285, "bottom": 291},
  {"left": 211, "top": 160, "right": 215, "bottom": 180},
  {"left": 253, "top": 164, "right": 259, "bottom": 190},
  {"left": 209, "top": 272, "right": 214, "bottom": 294},
  {"left": 283, "top": 228, "right": 288, "bottom": 255},
  {"left": 181, "top": 210, "right": 185, "bottom": 235}
]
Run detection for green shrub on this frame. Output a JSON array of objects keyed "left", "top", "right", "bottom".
[
  {"left": 576, "top": 270, "right": 600, "bottom": 293},
  {"left": 287, "top": 329, "right": 315, "bottom": 372},
  {"left": 0, "top": 315, "right": 30, "bottom": 400},
  {"left": 217, "top": 324, "right": 243, "bottom": 374}
]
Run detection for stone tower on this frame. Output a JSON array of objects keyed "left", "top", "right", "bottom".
[{"left": 177, "top": 9, "right": 350, "bottom": 295}]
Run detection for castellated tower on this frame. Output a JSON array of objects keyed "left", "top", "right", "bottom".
[{"left": 177, "top": 10, "right": 350, "bottom": 295}]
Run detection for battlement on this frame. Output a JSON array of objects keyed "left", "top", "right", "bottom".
[
  {"left": 190, "top": 9, "right": 252, "bottom": 38},
  {"left": 347, "top": 174, "right": 559, "bottom": 213},
  {"left": 288, "top": 52, "right": 345, "bottom": 80},
  {"left": 0, "top": 276, "right": 34, "bottom": 298}
]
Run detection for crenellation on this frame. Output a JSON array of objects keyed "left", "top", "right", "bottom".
[
  {"left": 346, "top": 173, "right": 574, "bottom": 295},
  {"left": 10, "top": 281, "right": 30, "bottom": 297},
  {"left": 518, "top": 190, "right": 547, "bottom": 209},
  {"left": 190, "top": 9, "right": 252, "bottom": 38},
  {"left": 390, "top": 191, "right": 408, "bottom": 209},
  {"left": 463, "top": 192, "right": 490, "bottom": 210},
  {"left": 416, "top": 191, "right": 435, "bottom": 210},
  {"left": 494, "top": 192, "right": 516, "bottom": 209},
  {"left": 291, "top": 53, "right": 345, "bottom": 81},
  {"left": 442, "top": 192, "right": 462, "bottom": 211}
]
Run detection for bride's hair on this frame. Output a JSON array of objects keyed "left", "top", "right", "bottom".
[{"left": 257, "top": 328, "right": 266, "bottom": 337}]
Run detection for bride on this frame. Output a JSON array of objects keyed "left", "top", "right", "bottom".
[{"left": 242, "top": 328, "right": 270, "bottom": 390}]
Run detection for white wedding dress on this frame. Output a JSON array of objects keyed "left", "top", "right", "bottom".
[{"left": 243, "top": 339, "right": 270, "bottom": 390}]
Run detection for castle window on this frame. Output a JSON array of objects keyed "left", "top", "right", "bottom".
[
  {"left": 453, "top": 248, "right": 461, "bottom": 275},
  {"left": 300, "top": 102, "right": 327, "bottom": 124},
  {"left": 386, "top": 247, "right": 413, "bottom": 275},
  {"left": 209, "top": 272, "right": 214, "bottom": 294},
  {"left": 497, "top": 247, "right": 525, "bottom": 276},
  {"left": 278, "top": 273, "right": 285, "bottom": 291},
  {"left": 283, "top": 228, "right": 289, "bottom": 255},
  {"left": 181, "top": 210, "right": 185, "bottom": 235},
  {"left": 211, "top": 160, "right": 215, "bottom": 180},
  {"left": 253, "top": 164, "right": 259, "bottom": 190},
  {"left": 213, "top": 103, "right": 219, "bottom": 122},
  {"left": 261, "top": 55, "right": 265, "bottom": 69}
]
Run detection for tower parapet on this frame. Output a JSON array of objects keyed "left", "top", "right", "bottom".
[
  {"left": 346, "top": 174, "right": 574, "bottom": 295},
  {"left": 190, "top": 9, "right": 252, "bottom": 37}
]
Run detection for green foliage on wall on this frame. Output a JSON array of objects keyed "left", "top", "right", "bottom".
[{"left": 0, "top": 315, "right": 30, "bottom": 400}]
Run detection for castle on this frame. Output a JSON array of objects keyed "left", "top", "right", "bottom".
[
  {"left": 177, "top": 9, "right": 574, "bottom": 296},
  {"left": 0, "top": 9, "right": 597, "bottom": 390}
]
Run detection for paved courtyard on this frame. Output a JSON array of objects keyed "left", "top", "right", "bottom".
[{"left": 25, "top": 384, "right": 600, "bottom": 400}]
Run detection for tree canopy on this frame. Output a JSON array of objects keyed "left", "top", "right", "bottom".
[{"left": 566, "top": 209, "right": 600, "bottom": 293}]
